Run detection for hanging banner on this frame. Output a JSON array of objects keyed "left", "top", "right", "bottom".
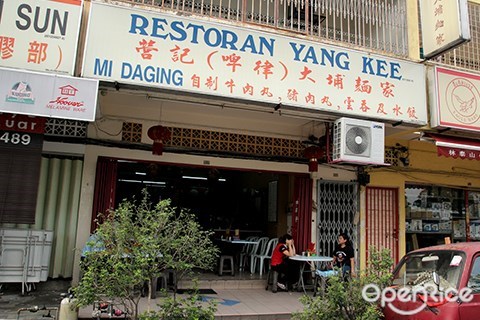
[
  {"left": 0, "top": 0, "right": 83, "bottom": 75},
  {"left": 82, "top": 1, "right": 427, "bottom": 125},
  {"left": 0, "top": 67, "right": 98, "bottom": 121}
]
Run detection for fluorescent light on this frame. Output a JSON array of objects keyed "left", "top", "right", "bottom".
[
  {"left": 143, "top": 180, "right": 165, "bottom": 185},
  {"left": 182, "top": 175, "right": 208, "bottom": 180},
  {"left": 119, "top": 179, "right": 165, "bottom": 185},
  {"left": 218, "top": 178, "right": 226, "bottom": 182},
  {"left": 135, "top": 172, "right": 147, "bottom": 176},
  {"left": 119, "top": 179, "right": 142, "bottom": 183}
]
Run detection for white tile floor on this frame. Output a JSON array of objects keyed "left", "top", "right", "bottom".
[
  {"left": 77, "top": 270, "right": 311, "bottom": 319},
  {"left": 77, "top": 288, "right": 306, "bottom": 319}
]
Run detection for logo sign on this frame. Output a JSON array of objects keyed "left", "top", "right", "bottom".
[
  {"left": 5, "top": 81, "right": 35, "bottom": 104},
  {"left": 430, "top": 66, "right": 480, "bottom": 132},
  {"left": 0, "top": 0, "right": 83, "bottom": 75},
  {"left": 363, "top": 283, "right": 473, "bottom": 316},
  {"left": 82, "top": 1, "right": 427, "bottom": 125},
  {"left": 0, "top": 66, "right": 98, "bottom": 121}
]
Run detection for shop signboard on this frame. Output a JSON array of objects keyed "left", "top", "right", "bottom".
[
  {"left": 429, "top": 66, "right": 480, "bottom": 132},
  {"left": 0, "top": 0, "right": 83, "bottom": 75},
  {"left": 82, "top": 2, "right": 427, "bottom": 125},
  {"left": 0, "top": 67, "right": 98, "bottom": 121}
]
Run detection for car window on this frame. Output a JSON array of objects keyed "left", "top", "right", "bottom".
[
  {"left": 392, "top": 250, "right": 464, "bottom": 292},
  {"left": 467, "top": 256, "right": 480, "bottom": 293}
]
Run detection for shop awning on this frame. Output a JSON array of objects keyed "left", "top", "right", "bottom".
[{"left": 427, "top": 134, "right": 480, "bottom": 160}]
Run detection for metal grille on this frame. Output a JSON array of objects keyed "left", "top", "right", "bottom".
[
  {"left": 365, "top": 186, "right": 399, "bottom": 263},
  {"left": 166, "top": 126, "right": 304, "bottom": 157},
  {"left": 435, "top": 2, "right": 480, "bottom": 72},
  {"left": 122, "top": 122, "right": 143, "bottom": 143},
  {"left": 122, "top": 0, "right": 409, "bottom": 57},
  {"left": 385, "top": 146, "right": 399, "bottom": 166},
  {"left": 44, "top": 119, "right": 87, "bottom": 137},
  {"left": 316, "top": 180, "right": 358, "bottom": 258}
]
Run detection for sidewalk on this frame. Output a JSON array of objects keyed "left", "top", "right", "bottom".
[{"left": 0, "top": 279, "right": 307, "bottom": 320}]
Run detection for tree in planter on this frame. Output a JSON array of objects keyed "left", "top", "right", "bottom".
[
  {"left": 292, "top": 247, "right": 393, "bottom": 320},
  {"left": 74, "top": 189, "right": 219, "bottom": 320}
]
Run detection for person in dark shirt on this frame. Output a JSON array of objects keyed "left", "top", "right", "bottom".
[
  {"left": 270, "top": 234, "right": 297, "bottom": 290},
  {"left": 332, "top": 232, "right": 355, "bottom": 279}
]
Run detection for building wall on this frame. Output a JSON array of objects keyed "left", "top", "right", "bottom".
[{"left": 361, "top": 139, "right": 480, "bottom": 269}]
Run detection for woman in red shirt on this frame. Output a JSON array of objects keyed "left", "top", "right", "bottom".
[{"left": 270, "top": 234, "right": 298, "bottom": 290}]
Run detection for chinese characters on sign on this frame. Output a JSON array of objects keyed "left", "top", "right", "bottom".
[
  {"left": 82, "top": 2, "right": 427, "bottom": 124},
  {"left": 0, "top": 0, "right": 83, "bottom": 74},
  {"left": 419, "top": 0, "right": 470, "bottom": 59}
]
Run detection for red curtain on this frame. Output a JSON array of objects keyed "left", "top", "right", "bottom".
[
  {"left": 90, "top": 157, "right": 118, "bottom": 233},
  {"left": 292, "top": 176, "right": 313, "bottom": 253}
]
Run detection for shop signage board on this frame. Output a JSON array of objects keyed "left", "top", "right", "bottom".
[
  {"left": 429, "top": 66, "right": 480, "bottom": 132},
  {"left": 419, "top": 0, "right": 470, "bottom": 59},
  {"left": 0, "top": 0, "right": 84, "bottom": 75},
  {"left": 0, "top": 67, "right": 98, "bottom": 121},
  {"left": 82, "top": 2, "right": 427, "bottom": 125}
]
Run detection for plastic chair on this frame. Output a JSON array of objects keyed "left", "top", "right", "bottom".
[
  {"left": 239, "top": 236, "right": 258, "bottom": 272},
  {"left": 252, "top": 237, "right": 278, "bottom": 276},
  {"left": 249, "top": 237, "right": 269, "bottom": 274}
]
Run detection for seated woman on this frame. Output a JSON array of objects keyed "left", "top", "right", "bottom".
[{"left": 270, "top": 234, "right": 299, "bottom": 291}]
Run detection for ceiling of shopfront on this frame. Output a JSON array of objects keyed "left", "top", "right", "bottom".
[{"left": 115, "top": 160, "right": 289, "bottom": 232}]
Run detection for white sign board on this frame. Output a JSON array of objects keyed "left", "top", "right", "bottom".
[
  {"left": 0, "top": 0, "right": 83, "bottom": 75},
  {"left": 82, "top": 2, "right": 427, "bottom": 125},
  {"left": 429, "top": 66, "right": 480, "bottom": 132},
  {"left": 419, "top": 0, "right": 470, "bottom": 59},
  {"left": 0, "top": 67, "right": 98, "bottom": 121}
]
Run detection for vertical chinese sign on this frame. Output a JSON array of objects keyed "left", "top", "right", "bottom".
[
  {"left": 419, "top": 0, "right": 470, "bottom": 59},
  {"left": 0, "top": 0, "right": 83, "bottom": 75},
  {"left": 0, "top": 113, "right": 45, "bottom": 224}
]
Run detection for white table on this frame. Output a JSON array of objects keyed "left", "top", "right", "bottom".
[{"left": 289, "top": 255, "right": 333, "bottom": 294}]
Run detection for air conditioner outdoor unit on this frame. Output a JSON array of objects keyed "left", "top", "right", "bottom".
[{"left": 331, "top": 117, "right": 385, "bottom": 165}]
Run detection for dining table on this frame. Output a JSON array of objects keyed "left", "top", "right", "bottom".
[{"left": 289, "top": 254, "right": 333, "bottom": 294}]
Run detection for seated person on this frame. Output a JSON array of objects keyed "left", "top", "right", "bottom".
[
  {"left": 270, "top": 234, "right": 299, "bottom": 290},
  {"left": 316, "top": 232, "right": 355, "bottom": 280}
]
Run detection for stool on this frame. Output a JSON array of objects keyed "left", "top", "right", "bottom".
[
  {"left": 265, "top": 269, "right": 279, "bottom": 293},
  {"left": 150, "top": 271, "right": 169, "bottom": 299},
  {"left": 218, "top": 255, "right": 235, "bottom": 276}
]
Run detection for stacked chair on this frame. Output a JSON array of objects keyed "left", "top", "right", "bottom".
[
  {"left": 239, "top": 236, "right": 259, "bottom": 272},
  {"left": 249, "top": 237, "right": 269, "bottom": 274},
  {"left": 251, "top": 237, "right": 278, "bottom": 276}
]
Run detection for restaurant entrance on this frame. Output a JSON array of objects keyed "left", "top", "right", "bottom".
[{"left": 95, "top": 158, "right": 304, "bottom": 240}]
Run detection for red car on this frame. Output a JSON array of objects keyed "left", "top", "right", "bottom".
[{"left": 382, "top": 242, "right": 480, "bottom": 319}]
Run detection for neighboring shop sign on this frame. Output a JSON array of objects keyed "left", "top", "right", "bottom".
[
  {"left": 0, "top": 0, "right": 83, "bottom": 75},
  {"left": 419, "top": 0, "right": 470, "bottom": 59},
  {"left": 0, "top": 67, "right": 98, "bottom": 121},
  {"left": 82, "top": 2, "right": 427, "bottom": 125},
  {"left": 0, "top": 113, "right": 45, "bottom": 148},
  {"left": 429, "top": 66, "right": 480, "bottom": 132}
]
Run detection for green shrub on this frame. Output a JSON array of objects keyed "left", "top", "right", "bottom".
[{"left": 74, "top": 189, "right": 219, "bottom": 320}]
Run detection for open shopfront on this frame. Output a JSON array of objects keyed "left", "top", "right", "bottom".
[{"left": 405, "top": 184, "right": 480, "bottom": 251}]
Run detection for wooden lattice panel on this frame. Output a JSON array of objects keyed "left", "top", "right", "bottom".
[
  {"left": 159, "top": 126, "right": 304, "bottom": 158},
  {"left": 122, "top": 122, "right": 142, "bottom": 143}
]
